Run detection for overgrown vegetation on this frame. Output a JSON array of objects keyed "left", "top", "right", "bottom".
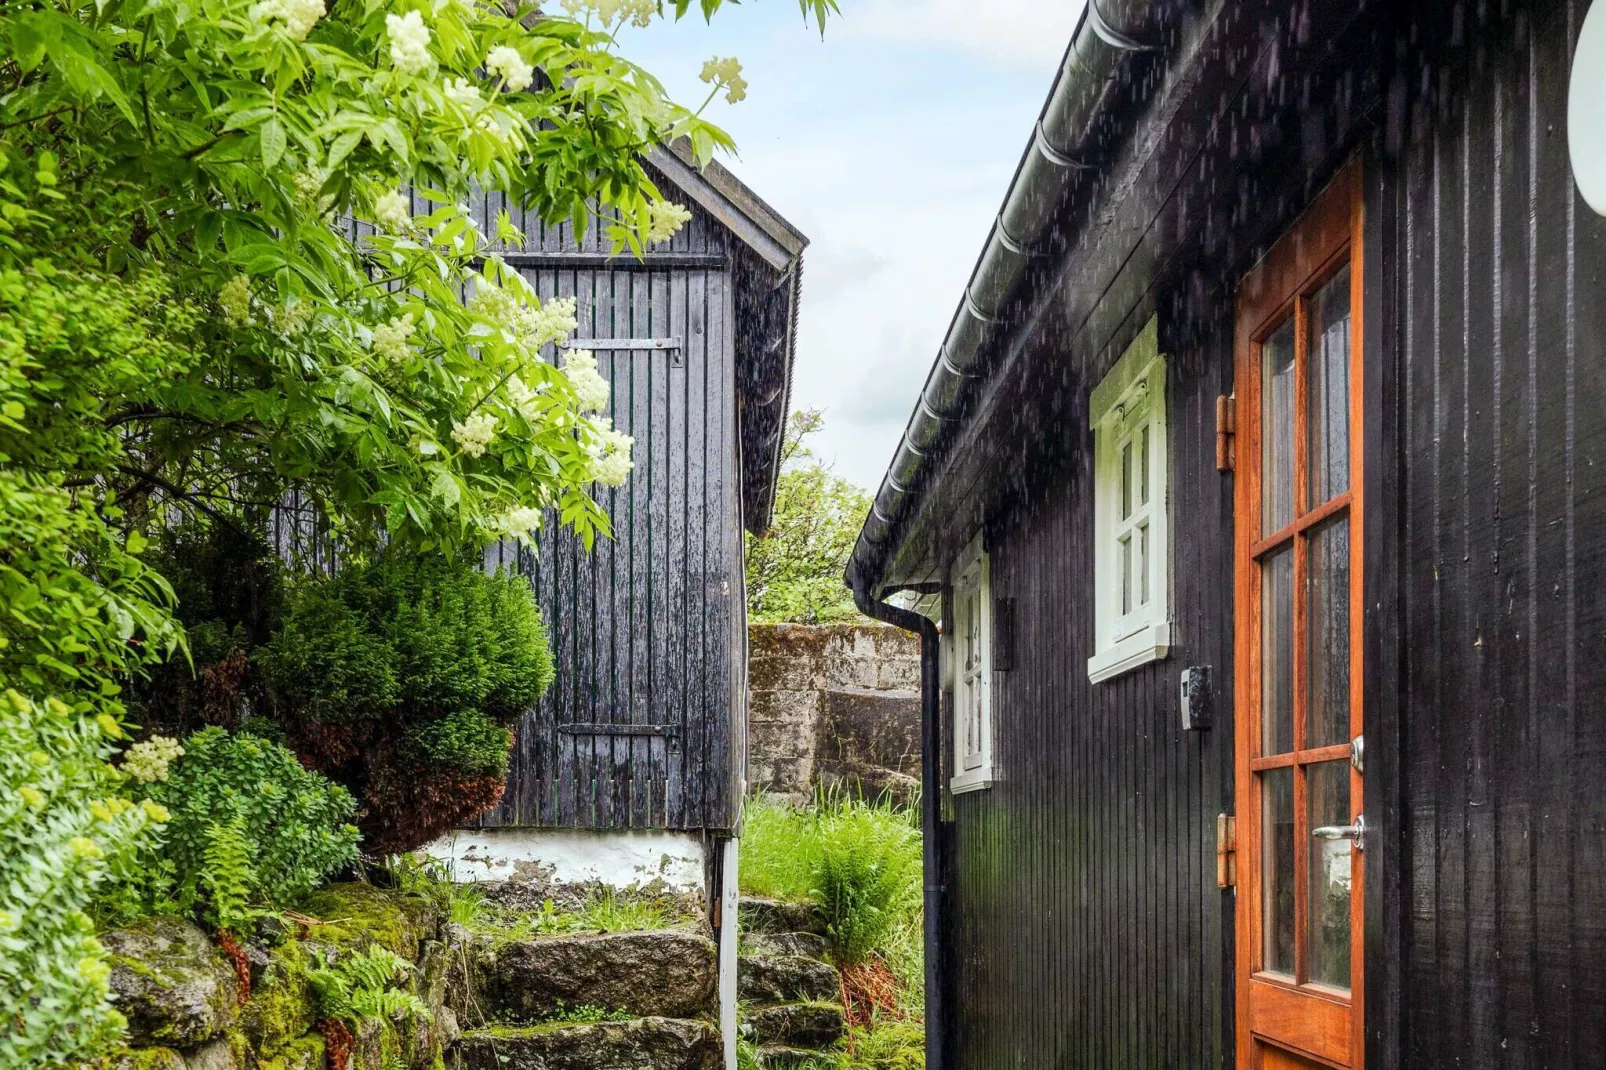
[
  {"left": 0, "top": 0, "right": 838, "bottom": 1055},
  {"left": 745, "top": 410, "right": 873, "bottom": 624},
  {"left": 309, "top": 944, "right": 430, "bottom": 1027},
  {"left": 740, "top": 793, "right": 925, "bottom": 1067}
]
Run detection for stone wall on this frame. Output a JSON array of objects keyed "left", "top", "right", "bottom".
[{"left": 747, "top": 623, "right": 921, "bottom": 804}]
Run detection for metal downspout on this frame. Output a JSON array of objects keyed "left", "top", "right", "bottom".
[{"left": 851, "top": 585, "right": 944, "bottom": 1070}]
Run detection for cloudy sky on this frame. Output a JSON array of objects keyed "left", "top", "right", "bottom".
[{"left": 618, "top": 1, "right": 1085, "bottom": 491}]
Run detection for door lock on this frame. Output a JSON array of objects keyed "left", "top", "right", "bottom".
[{"left": 1312, "top": 813, "right": 1365, "bottom": 851}]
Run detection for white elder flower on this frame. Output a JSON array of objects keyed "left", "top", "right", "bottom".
[
  {"left": 121, "top": 736, "right": 184, "bottom": 784},
  {"left": 486, "top": 45, "right": 534, "bottom": 92},
  {"left": 699, "top": 55, "right": 748, "bottom": 104},
  {"left": 588, "top": 421, "right": 634, "bottom": 487},
  {"left": 646, "top": 201, "right": 694, "bottom": 245},
  {"left": 444, "top": 77, "right": 484, "bottom": 109},
  {"left": 595, "top": 0, "right": 653, "bottom": 26},
  {"left": 451, "top": 411, "right": 498, "bottom": 457},
  {"left": 469, "top": 281, "right": 520, "bottom": 331},
  {"left": 517, "top": 295, "right": 579, "bottom": 352},
  {"left": 371, "top": 312, "right": 414, "bottom": 363},
  {"left": 562, "top": 348, "right": 610, "bottom": 413},
  {"left": 386, "top": 10, "right": 433, "bottom": 75},
  {"left": 251, "top": 0, "right": 325, "bottom": 40},
  {"left": 505, "top": 373, "right": 547, "bottom": 421},
  {"left": 498, "top": 505, "right": 544, "bottom": 543},
  {"left": 218, "top": 273, "right": 253, "bottom": 327},
  {"left": 374, "top": 189, "right": 412, "bottom": 232},
  {"left": 271, "top": 299, "right": 315, "bottom": 336}
]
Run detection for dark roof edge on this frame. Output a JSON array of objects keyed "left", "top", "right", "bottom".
[
  {"left": 648, "top": 141, "right": 808, "bottom": 273},
  {"left": 844, "top": 0, "right": 1179, "bottom": 598}
]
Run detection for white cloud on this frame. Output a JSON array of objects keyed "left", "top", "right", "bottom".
[{"left": 839, "top": 0, "right": 1086, "bottom": 68}]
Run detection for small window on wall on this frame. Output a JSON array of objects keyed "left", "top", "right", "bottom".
[
  {"left": 1088, "top": 317, "right": 1170, "bottom": 684},
  {"left": 951, "top": 536, "right": 993, "bottom": 793}
]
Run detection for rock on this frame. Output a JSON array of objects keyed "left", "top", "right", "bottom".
[
  {"left": 237, "top": 940, "right": 317, "bottom": 1054},
  {"left": 756, "top": 1048, "right": 839, "bottom": 1070},
  {"left": 98, "top": 1048, "right": 187, "bottom": 1070},
  {"left": 474, "top": 929, "right": 717, "bottom": 1021},
  {"left": 745, "top": 1003, "right": 845, "bottom": 1049},
  {"left": 738, "top": 898, "right": 824, "bottom": 936},
  {"left": 256, "top": 1034, "right": 325, "bottom": 1070},
  {"left": 741, "top": 932, "right": 831, "bottom": 962},
  {"left": 738, "top": 955, "right": 839, "bottom": 1004},
  {"left": 102, "top": 916, "right": 241, "bottom": 1048},
  {"left": 454, "top": 1018, "right": 721, "bottom": 1070},
  {"left": 294, "top": 882, "right": 440, "bottom": 961},
  {"left": 181, "top": 1034, "right": 249, "bottom": 1070}
]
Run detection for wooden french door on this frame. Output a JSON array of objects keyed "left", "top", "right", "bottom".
[{"left": 1234, "top": 162, "right": 1365, "bottom": 1070}]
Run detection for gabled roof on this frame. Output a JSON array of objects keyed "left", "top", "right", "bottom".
[{"left": 646, "top": 141, "right": 808, "bottom": 536}]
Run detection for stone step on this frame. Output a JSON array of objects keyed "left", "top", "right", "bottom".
[
  {"left": 738, "top": 897, "right": 825, "bottom": 936},
  {"left": 741, "top": 931, "right": 832, "bottom": 962},
  {"left": 467, "top": 929, "right": 717, "bottom": 1022},
  {"left": 738, "top": 954, "right": 839, "bottom": 1004},
  {"left": 745, "top": 1002, "right": 846, "bottom": 1050},
  {"left": 455, "top": 1018, "right": 720, "bottom": 1070}
]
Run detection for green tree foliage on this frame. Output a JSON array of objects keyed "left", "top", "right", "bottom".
[
  {"left": 258, "top": 552, "right": 554, "bottom": 852},
  {"left": 745, "top": 410, "right": 872, "bottom": 624}
]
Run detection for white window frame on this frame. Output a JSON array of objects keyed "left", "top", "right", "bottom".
[
  {"left": 1088, "top": 317, "right": 1171, "bottom": 684},
  {"left": 950, "top": 535, "right": 994, "bottom": 793}
]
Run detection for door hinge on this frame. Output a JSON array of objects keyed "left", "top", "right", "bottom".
[
  {"left": 1216, "top": 395, "right": 1237, "bottom": 472},
  {"left": 1217, "top": 812, "right": 1237, "bottom": 887}
]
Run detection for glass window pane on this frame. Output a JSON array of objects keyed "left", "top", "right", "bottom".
[
  {"left": 1308, "top": 266, "right": 1352, "bottom": 505},
  {"left": 1307, "top": 518, "right": 1352, "bottom": 748},
  {"left": 1139, "top": 424, "right": 1151, "bottom": 506},
  {"left": 1261, "top": 767, "right": 1295, "bottom": 978},
  {"left": 1261, "top": 319, "right": 1297, "bottom": 532},
  {"left": 1121, "top": 439, "right": 1133, "bottom": 520},
  {"left": 1261, "top": 547, "right": 1294, "bottom": 756},
  {"left": 1308, "top": 760, "right": 1353, "bottom": 990},
  {"left": 1138, "top": 522, "right": 1150, "bottom": 607},
  {"left": 1119, "top": 534, "right": 1132, "bottom": 615}
]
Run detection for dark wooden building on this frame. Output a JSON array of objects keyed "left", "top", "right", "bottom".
[
  {"left": 461, "top": 144, "right": 807, "bottom": 837},
  {"left": 847, "top": 2, "right": 1605, "bottom": 1068}
]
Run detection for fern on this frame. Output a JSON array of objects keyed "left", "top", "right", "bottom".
[
  {"left": 202, "top": 817, "right": 256, "bottom": 934},
  {"left": 310, "top": 944, "right": 430, "bottom": 1028}
]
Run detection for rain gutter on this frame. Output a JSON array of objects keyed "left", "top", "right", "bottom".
[{"left": 845, "top": 0, "right": 1172, "bottom": 596}]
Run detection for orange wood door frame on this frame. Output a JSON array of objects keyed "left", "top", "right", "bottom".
[{"left": 1233, "top": 159, "right": 1366, "bottom": 1070}]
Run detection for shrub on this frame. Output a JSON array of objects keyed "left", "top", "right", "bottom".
[
  {"left": 259, "top": 552, "right": 554, "bottom": 854},
  {"left": 851, "top": 1018, "right": 926, "bottom": 1070},
  {"left": 814, "top": 798, "right": 921, "bottom": 965},
  {"left": 98, "top": 727, "right": 360, "bottom": 932},
  {"left": 309, "top": 944, "right": 429, "bottom": 1028},
  {"left": 0, "top": 690, "right": 166, "bottom": 1064}
]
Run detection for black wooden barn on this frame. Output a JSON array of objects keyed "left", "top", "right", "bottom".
[
  {"left": 847, "top": 2, "right": 1605, "bottom": 1068},
  {"left": 462, "top": 143, "right": 806, "bottom": 837}
]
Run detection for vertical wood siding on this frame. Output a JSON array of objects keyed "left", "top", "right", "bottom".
[
  {"left": 1391, "top": 1, "right": 1606, "bottom": 1064},
  {"left": 468, "top": 197, "right": 744, "bottom": 832},
  {"left": 941, "top": 306, "right": 1236, "bottom": 1068}
]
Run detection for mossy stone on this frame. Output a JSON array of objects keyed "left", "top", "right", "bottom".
[
  {"left": 95, "top": 1047, "right": 186, "bottom": 1070},
  {"left": 237, "top": 939, "right": 318, "bottom": 1055},
  {"left": 294, "top": 882, "right": 439, "bottom": 960},
  {"left": 101, "top": 916, "right": 240, "bottom": 1047}
]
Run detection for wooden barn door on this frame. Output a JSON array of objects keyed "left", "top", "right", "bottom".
[{"left": 1233, "top": 161, "right": 1366, "bottom": 1070}]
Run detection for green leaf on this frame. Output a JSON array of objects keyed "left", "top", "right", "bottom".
[{"left": 260, "top": 118, "right": 287, "bottom": 169}]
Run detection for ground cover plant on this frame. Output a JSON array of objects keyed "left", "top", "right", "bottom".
[
  {"left": 739, "top": 793, "right": 925, "bottom": 1066},
  {"left": 0, "top": 0, "right": 838, "bottom": 1058}
]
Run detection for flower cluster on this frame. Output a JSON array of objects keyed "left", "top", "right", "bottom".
[
  {"left": 250, "top": 0, "right": 325, "bottom": 40},
  {"left": 218, "top": 274, "right": 252, "bottom": 327},
  {"left": 647, "top": 202, "right": 694, "bottom": 244},
  {"left": 561, "top": 0, "right": 655, "bottom": 27},
  {"left": 587, "top": 418, "right": 634, "bottom": 487},
  {"left": 371, "top": 312, "right": 414, "bottom": 363},
  {"left": 444, "top": 77, "right": 483, "bottom": 109},
  {"left": 487, "top": 46, "right": 534, "bottom": 92},
  {"left": 505, "top": 373, "right": 547, "bottom": 421},
  {"left": 497, "top": 505, "right": 544, "bottom": 543},
  {"left": 270, "top": 299, "right": 314, "bottom": 337},
  {"left": 562, "top": 349, "right": 610, "bottom": 413},
  {"left": 387, "top": 10, "right": 433, "bottom": 75},
  {"left": 374, "top": 190, "right": 412, "bottom": 232},
  {"left": 470, "top": 281, "right": 577, "bottom": 354},
  {"left": 121, "top": 736, "right": 184, "bottom": 783},
  {"left": 700, "top": 56, "right": 748, "bottom": 104},
  {"left": 451, "top": 411, "right": 498, "bottom": 457}
]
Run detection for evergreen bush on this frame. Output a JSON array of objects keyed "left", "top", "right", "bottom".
[{"left": 259, "top": 552, "right": 554, "bottom": 854}]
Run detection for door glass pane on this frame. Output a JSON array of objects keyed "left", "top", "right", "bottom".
[
  {"left": 1307, "top": 518, "right": 1351, "bottom": 748},
  {"left": 1119, "top": 533, "right": 1132, "bottom": 614},
  {"left": 1121, "top": 439, "right": 1133, "bottom": 519},
  {"left": 1308, "top": 266, "right": 1351, "bottom": 505},
  {"left": 1261, "top": 767, "right": 1295, "bottom": 978},
  {"left": 1261, "top": 547, "right": 1294, "bottom": 756},
  {"left": 1139, "top": 424, "right": 1151, "bottom": 506},
  {"left": 1138, "top": 522, "right": 1150, "bottom": 607},
  {"left": 1308, "top": 760, "right": 1353, "bottom": 991},
  {"left": 1261, "top": 318, "right": 1297, "bottom": 533}
]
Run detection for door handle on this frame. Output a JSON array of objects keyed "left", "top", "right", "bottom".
[{"left": 1312, "top": 813, "right": 1365, "bottom": 851}]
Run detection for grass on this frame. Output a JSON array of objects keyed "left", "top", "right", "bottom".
[{"left": 739, "top": 792, "right": 927, "bottom": 1067}]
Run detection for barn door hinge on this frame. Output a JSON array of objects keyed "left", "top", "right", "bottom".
[
  {"left": 1217, "top": 812, "right": 1237, "bottom": 888},
  {"left": 1215, "top": 394, "right": 1237, "bottom": 472}
]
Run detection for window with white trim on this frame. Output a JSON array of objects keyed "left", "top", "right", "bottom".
[
  {"left": 951, "top": 537, "right": 993, "bottom": 793},
  {"left": 1088, "top": 317, "right": 1171, "bottom": 683}
]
